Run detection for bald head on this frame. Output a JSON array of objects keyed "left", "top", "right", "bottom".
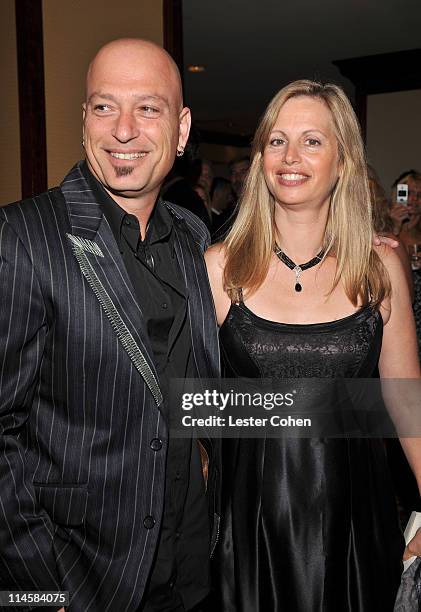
[
  {"left": 82, "top": 37, "right": 191, "bottom": 210},
  {"left": 86, "top": 38, "right": 183, "bottom": 109}
]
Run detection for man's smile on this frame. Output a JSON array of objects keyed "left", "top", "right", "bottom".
[{"left": 108, "top": 150, "right": 148, "bottom": 160}]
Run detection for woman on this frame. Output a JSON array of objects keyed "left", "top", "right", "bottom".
[
  {"left": 368, "top": 164, "right": 413, "bottom": 299},
  {"left": 205, "top": 80, "right": 421, "bottom": 611},
  {"left": 390, "top": 170, "right": 421, "bottom": 359},
  {"left": 369, "top": 166, "right": 419, "bottom": 526}
]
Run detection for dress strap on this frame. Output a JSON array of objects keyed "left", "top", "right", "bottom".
[{"left": 236, "top": 287, "right": 244, "bottom": 304}]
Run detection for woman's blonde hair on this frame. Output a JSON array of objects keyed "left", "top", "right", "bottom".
[
  {"left": 223, "top": 79, "right": 390, "bottom": 306},
  {"left": 367, "top": 164, "right": 394, "bottom": 235}
]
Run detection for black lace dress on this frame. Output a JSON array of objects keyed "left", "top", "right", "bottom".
[{"left": 216, "top": 301, "right": 404, "bottom": 612}]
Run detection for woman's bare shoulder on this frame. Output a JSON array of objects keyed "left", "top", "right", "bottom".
[
  {"left": 204, "top": 242, "right": 227, "bottom": 276},
  {"left": 205, "top": 241, "right": 226, "bottom": 260},
  {"left": 374, "top": 243, "right": 406, "bottom": 277},
  {"left": 374, "top": 240, "right": 403, "bottom": 266},
  {"left": 374, "top": 243, "right": 413, "bottom": 325}
]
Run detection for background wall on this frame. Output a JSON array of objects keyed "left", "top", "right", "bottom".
[
  {"left": 4, "top": 2, "right": 420, "bottom": 204},
  {"left": 0, "top": 0, "right": 21, "bottom": 205},
  {"left": 42, "top": 0, "right": 163, "bottom": 187},
  {"left": 366, "top": 89, "right": 421, "bottom": 194}
]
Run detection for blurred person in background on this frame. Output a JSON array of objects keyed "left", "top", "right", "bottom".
[
  {"left": 390, "top": 170, "right": 421, "bottom": 248},
  {"left": 390, "top": 170, "right": 421, "bottom": 358},
  {"left": 193, "top": 180, "right": 213, "bottom": 225},
  {"left": 210, "top": 177, "right": 235, "bottom": 239},
  {"left": 212, "top": 158, "right": 250, "bottom": 242},
  {"left": 368, "top": 165, "right": 413, "bottom": 297},
  {"left": 198, "top": 159, "right": 214, "bottom": 194},
  {"left": 163, "top": 139, "right": 212, "bottom": 230},
  {"left": 229, "top": 156, "right": 250, "bottom": 200},
  {"left": 210, "top": 177, "right": 234, "bottom": 216}
]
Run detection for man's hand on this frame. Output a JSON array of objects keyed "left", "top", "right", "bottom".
[{"left": 403, "top": 526, "right": 421, "bottom": 561}]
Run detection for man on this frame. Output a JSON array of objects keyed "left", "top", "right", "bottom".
[
  {"left": 229, "top": 157, "right": 250, "bottom": 201},
  {"left": 209, "top": 178, "right": 234, "bottom": 240},
  {"left": 0, "top": 39, "right": 220, "bottom": 612},
  {"left": 162, "top": 147, "right": 212, "bottom": 231},
  {"left": 197, "top": 160, "right": 213, "bottom": 196},
  {"left": 209, "top": 157, "right": 251, "bottom": 243}
]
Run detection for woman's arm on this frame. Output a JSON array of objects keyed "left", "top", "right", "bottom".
[
  {"left": 394, "top": 240, "right": 414, "bottom": 302},
  {"left": 378, "top": 246, "right": 421, "bottom": 557},
  {"left": 205, "top": 243, "right": 231, "bottom": 326}
]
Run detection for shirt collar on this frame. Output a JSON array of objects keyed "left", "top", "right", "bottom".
[{"left": 81, "top": 160, "right": 173, "bottom": 246}]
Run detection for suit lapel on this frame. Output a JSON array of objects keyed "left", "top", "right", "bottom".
[
  {"left": 169, "top": 210, "right": 220, "bottom": 380},
  {"left": 61, "top": 162, "right": 162, "bottom": 405}
]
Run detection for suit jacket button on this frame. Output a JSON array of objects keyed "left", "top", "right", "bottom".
[
  {"left": 143, "top": 515, "right": 155, "bottom": 529},
  {"left": 150, "top": 438, "right": 163, "bottom": 451}
]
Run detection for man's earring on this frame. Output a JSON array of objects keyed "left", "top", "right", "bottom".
[
  {"left": 176, "top": 146, "right": 184, "bottom": 157},
  {"left": 82, "top": 138, "right": 85, "bottom": 148}
]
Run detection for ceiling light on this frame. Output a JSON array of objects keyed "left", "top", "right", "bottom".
[{"left": 188, "top": 65, "right": 206, "bottom": 73}]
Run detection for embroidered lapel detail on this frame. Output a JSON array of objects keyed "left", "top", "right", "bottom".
[
  {"left": 67, "top": 234, "right": 104, "bottom": 257},
  {"left": 61, "top": 162, "right": 162, "bottom": 407},
  {"left": 66, "top": 232, "right": 163, "bottom": 407}
]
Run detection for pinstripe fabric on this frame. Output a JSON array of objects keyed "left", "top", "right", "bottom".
[{"left": 0, "top": 162, "right": 220, "bottom": 611}]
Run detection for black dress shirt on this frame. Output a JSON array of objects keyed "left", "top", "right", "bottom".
[{"left": 82, "top": 163, "right": 210, "bottom": 611}]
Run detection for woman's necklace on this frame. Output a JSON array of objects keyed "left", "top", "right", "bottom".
[{"left": 274, "top": 244, "right": 324, "bottom": 292}]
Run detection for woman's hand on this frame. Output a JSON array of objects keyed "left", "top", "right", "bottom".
[
  {"left": 390, "top": 203, "right": 410, "bottom": 234},
  {"left": 405, "top": 206, "right": 421, "bottom": 231},
  {"left": 404, "top": 526, "right": 421, "bottom": 561}
]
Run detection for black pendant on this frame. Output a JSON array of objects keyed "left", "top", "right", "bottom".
[{"left": 274, "top": 244, "right": 324, "bottom": 295}]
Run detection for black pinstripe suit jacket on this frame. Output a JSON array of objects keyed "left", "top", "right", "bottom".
[{"left": 0, "top": 162, "right": 220, "bottom": 611}]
